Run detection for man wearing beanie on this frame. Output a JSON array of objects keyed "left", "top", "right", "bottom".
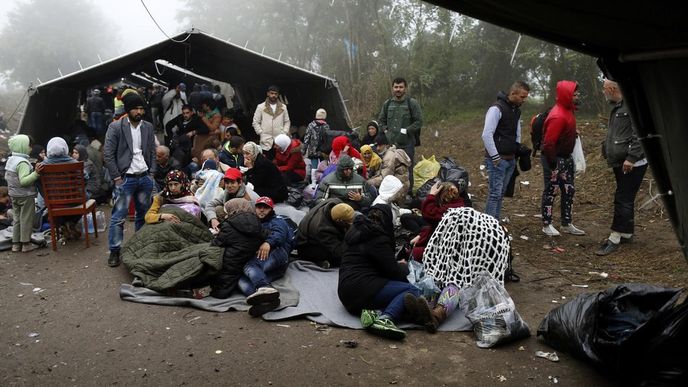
[
  {"left": 103, "top": 90, "right": 157, "bottom": 267},
  {"left": 252, "top": 85, "right": 290, "bottom": 160},
  {"left": 296, "top": 198, "right": 355, "bottom": 267},
  {"left": 315, "top": 154, "right": 373, "bottom": 211}
]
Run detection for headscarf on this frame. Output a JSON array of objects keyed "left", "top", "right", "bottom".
[
  {"left": 242, "top": 141, "right": 262, "bottom": 162},
  {"left": 162, "top": 170, "right": 192, "bottom": 199},
  {"left": 73, "top": 145, "right": 89, "bottom": 162},
  {"left": 360, "top": 144, "right": 382, "bottom": 171},
  {"left": 274, "top": 134, "right": 291, "bottom": 153},
  {"left": 47, "top": 137, "right": 70, "bottom": 158},
  {"left": 224, "top": 198, "right": 254, "bottom": 218}
]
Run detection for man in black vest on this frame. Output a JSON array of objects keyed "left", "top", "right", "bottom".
[{"left": 481, "top": 81, "right": 530, "bottom": 221}]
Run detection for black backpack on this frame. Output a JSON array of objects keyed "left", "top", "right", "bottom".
[{"left": 530, "top": 106, "right": 552, "bottom": 156}]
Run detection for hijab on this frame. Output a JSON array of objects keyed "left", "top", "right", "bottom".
[
  {"left": 224, "top": 198, "right": 254, "bottom": 218},
  {"left": 162, "top": 170, "right": 193, "bottom": 199},
  {"left": 242, "top": 141, "right": 262, "bottom": 162}
]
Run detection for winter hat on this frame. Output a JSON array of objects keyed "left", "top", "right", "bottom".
[
  {"left": 224, "top": 198, "right": 254, "bottom": 218},
  {"left": 367, "top": 120, "right": 379, "bottom": 131},
  {"left": 315, "top": 108, "right": 327, "bottom": 120},
  {"left": 122, "top": 92, "right": 146, "bottom": 112},
  {"left": 337, "top": 154, "right": 355, "bottom": 170},
  {"left": 201, "top": 159, "right": 217, "bottom": 171},
  {"left": 178, "top": 83, "right": 187, "bottom": 91},
  {"left": 330, "top": 203, "right": 354, "bottom": 224},
  {"left": 375, "top": 133, "right": 389, "bottom": 146},
  {"left": 255, "top": 196, "right": 275, "bottom": 208},
  {"left": 274, "top": 134, "right": 291, "bottom": 153},
  {"left": 223, "top": 168, "right": 242, "bottom": 181}
]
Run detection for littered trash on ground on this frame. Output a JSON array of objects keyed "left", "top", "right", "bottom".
[{"left": 535, "top": 351, "right": 560, "bottom": 362}]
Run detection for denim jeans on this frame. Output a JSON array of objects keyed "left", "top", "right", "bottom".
[
  {"left": 108, "top": 175, "right": 154, "bottom": 252},
  {"left": 541, "top": 155, "right": 575, "bottom": 225},
  {"left": 370, "top": 280, "right": 421, "bottom": 322},
  {"left": 89, "top": 112, "right": 105, "bottom": 134},
  {"left": 612, "top": 164, "right": 647, "bottom": 234},
  {"left": 238, "top": 247, "right": 290, "bottom": 295},
  {"left": 484, "top": 157, "right": 516, "bottom": 220}
]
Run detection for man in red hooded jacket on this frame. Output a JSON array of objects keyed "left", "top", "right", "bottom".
[{"left": 540, "top": 80, "right": 586, "bottom": 237}]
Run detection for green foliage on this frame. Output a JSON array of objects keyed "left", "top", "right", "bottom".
[{"left": 0, "top": 0, "right": 114, "bottom": 87}]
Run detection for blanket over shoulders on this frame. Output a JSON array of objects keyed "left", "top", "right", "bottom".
[{"left": 122, "top": 207, "right": 224, "bottom": 292}]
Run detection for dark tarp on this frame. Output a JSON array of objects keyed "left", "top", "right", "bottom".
[
  {"left": 426, "top": 0, "right": 688, "bottom": 261},
  {"left": 19, "top": 29, "right": 350, "bottom": 143}
]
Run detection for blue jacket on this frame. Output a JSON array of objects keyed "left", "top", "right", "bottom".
[{"left": 262, "top": 213, "right": 295, "bottom": 253}]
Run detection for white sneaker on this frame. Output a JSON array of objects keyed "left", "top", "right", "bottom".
[
  {"left": 542, "top": 224, "right": 561, "bottom": 236},
  {"left": 246, "top": 287, "right": 279, "bottom": 305},
  {"left": 561, "top": 224, "right": 586, "bottom": 236}
]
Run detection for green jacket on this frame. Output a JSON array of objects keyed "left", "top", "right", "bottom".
[
  {"left": 377, "top": 96, "right": 423, "bottom": 147},
  {"left": 122, "top": 207, "right": 224, "bottom": 292}
]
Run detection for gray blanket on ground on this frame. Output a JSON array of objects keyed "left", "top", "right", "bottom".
[{"left": 119, "top": 260, "right": 472, "bottom": 331}]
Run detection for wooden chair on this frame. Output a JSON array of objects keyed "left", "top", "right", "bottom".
[{"left": 39, "top": 161, "right": 97, "bottom": 251}]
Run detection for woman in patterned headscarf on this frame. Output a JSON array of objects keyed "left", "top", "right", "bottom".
[{"left": 145, "top": 170, "right": 201, "bottom": 223}]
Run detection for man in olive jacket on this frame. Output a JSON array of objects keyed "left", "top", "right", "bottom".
[
  {"left": 596, "top": 79, "right": 648, "bottom": 256},
  {"left": 378, "top": 77, "right": 422, "bottom": 190}
]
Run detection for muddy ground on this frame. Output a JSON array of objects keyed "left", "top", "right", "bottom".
[{"left": 1, "top": 117, "right": 686, "bottom": 386}]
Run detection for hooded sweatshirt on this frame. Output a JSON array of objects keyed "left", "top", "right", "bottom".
[
  {"left": 542, "top": 80, "right": 578, "bottom": 168},
  {"left": 5, "top": 135, "right": 38, "bottom": 197}
]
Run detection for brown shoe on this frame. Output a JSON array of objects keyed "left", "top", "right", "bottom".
[{"left": 21, "top": 243, "right": 38, "bottom": 253}]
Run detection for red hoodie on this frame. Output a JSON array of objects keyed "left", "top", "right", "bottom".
[{"left": 542, "top": 80, "right": 578, "bottom": 168}]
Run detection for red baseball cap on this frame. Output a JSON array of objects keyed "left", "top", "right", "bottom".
[
  {"left": 255, "top": 196, "right": 274, "bottom": 208},
  {"left": 223, "top": 168, "right": 242, "bottom": 181}
]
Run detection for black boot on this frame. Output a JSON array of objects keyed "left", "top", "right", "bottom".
[{"left": 108, "top": 250, "right": 121, "bottom": 267}]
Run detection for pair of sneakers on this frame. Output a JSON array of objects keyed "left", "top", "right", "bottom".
[
  {"left": 12, "top": 243, "right": 38, "bottom": 253},
  {"left": 542, "top": 223, "right": 585, "bottom": 236},
  {"left": 246, "top": 287, "right": 280, "bottom": 317},
  {"left": 360, "top": 310, "right": 406, "bottom": 340}
]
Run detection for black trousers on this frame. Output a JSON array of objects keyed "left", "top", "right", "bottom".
[{"left": 611, "top": 164, "right": 648, "bottom": 234}]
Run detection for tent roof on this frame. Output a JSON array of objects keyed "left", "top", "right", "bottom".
[
  {"left": 20, "top": 29, "right": 350, "bottom": 141},
  {"left": 427, "top": 0, "right": 688, "bottom": 59}
]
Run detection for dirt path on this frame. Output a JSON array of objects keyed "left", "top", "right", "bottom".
[{"left": 1, "top": 117, "right": 685, "bottom": 386}]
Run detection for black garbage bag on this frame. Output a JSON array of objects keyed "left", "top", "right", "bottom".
[
  {"left": 640, "top": 298, "right": 688, "bottom": 386},
  {"left": 537, "top": 284, "right": 683, "bottom": 382},
  {"left": 438, "top": 156, "right": 469, "bottom": 193}
]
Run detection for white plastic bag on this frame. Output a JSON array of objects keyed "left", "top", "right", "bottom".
[
  {"left": 572, "top": 136, "right": 586, "bottom": 174},
  {"left": 460, "top": 273, "right": 530, "bottom": 348}
]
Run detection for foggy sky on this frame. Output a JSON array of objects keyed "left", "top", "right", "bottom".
[{"left": 0, "top": 0, "right": 185, "bottom": 54}]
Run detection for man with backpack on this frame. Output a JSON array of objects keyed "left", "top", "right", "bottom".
[
  {"left": 481, "top": 81, "right": 530, "bottom": 221},
  {"left": 378, "top": 77, "right": 423, "bottom": 193}
]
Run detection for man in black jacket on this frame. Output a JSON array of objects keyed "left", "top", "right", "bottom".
[
  {"left": 296, "top": 199, "right": 354, "bottom": 267},
  {"left": 596, "top": 80, "right": 648, "bottom": 256}
]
